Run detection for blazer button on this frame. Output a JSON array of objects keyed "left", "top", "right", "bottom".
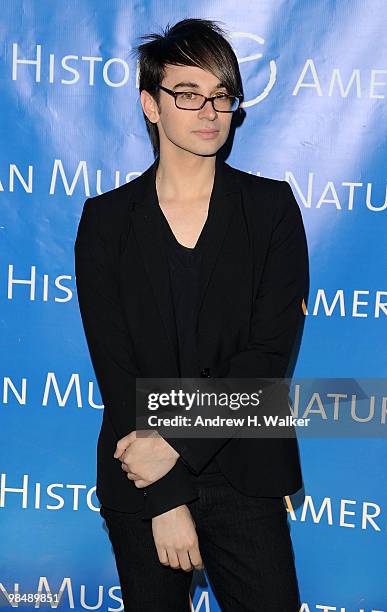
[{"left": 200, "top": 368, "right": 211, "bottom": 378}]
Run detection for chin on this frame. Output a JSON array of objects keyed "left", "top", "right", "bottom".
[
  {"left": 173, "top": 138, "right": 222, "bottom": 157},
  {"left": 197, "top": 148, "right": 219, "bottom": 157},
  {"left": 192, "top": 144, "right": 221, "bottom": 157}
]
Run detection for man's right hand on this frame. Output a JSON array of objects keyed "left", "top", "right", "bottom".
[{"left": 151, "top": 504, "right": 204, "bottom": 572}]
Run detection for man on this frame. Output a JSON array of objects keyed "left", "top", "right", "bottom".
[{"left": 75, "top": 17, "right": 309, "bottom": 612}]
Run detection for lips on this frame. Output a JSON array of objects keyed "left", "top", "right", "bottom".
[{"left": 193, "top": 129, "right": 219, "bottom": 134}]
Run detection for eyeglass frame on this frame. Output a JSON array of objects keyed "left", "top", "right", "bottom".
[{"left": 156, "top": 84, "right": 243, "bottom": 113}]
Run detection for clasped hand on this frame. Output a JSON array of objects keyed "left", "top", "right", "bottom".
[{"left": 113, "top": 429, "right": 179, "bottom": 487}]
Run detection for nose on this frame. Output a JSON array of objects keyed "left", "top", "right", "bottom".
[{"left": 198, "top": 98, "right": 217, "bottom": 119}]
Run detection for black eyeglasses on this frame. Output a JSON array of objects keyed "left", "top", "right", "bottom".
[{"left": 157, "top": 85, "right": 242, "bottom": 113}]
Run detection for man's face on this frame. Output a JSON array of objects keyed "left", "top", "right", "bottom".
[{"left": 143, "top": 64, "right": 234, "bottom": 157}]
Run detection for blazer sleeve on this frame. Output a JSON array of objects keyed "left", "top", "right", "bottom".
[
  {"left": 74, "top": 197, "right": 199, "bottom": 519},
  {"left": 163, "top": 180, "right": 309, "bottom": 474}
]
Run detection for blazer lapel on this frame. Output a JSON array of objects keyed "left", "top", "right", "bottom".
[
  {"left": 129, "top": 155, "right": 241, "bottom": 371},
  {"left": 193, "top": 157, "right": 240, "bottom": 329},
  {"left": 130, "top": 160, "right": 179, "bottom": 373}
]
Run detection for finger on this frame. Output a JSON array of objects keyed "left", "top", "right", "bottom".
[
  {"left": 124, "top": 470, "right": 138, "bottom": 480},
  {"left": 178, "top": 551, "right": 194, "bottom": 572},
  {"left": 133, "top": 479, "right": 148, "bottom": 488},
  {"left": 166, "top": 549, "right": 180, "bottom": 570},
  {"left": 113, "top": 441, "right": 128, "bottom": 458},
  {"left": 157, "top": 546, "right": 169, "bottom": 566},
  {"left": 120, "top": 462, "right": 130, "bottom": 473},
  {"left": 113, "top": 432, "right": 136, "bottom": 458},
  {"left": 188, "top": 546, "right": 204, "bottom": 570}
]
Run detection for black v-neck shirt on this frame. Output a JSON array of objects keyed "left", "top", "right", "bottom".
[
  {"left": 161, "top": 214, "right": 202, "bottom": 379},
  {"left": 158, "top": 207, "right": 220, "bottom": 474}
]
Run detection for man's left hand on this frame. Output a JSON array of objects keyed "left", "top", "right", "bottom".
[{"left": 113, "top": 430, "right": 180, "bottom": 487}]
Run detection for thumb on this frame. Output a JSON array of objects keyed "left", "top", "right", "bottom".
[{"left": 113, "top": 431, "right": 136, "bottom": 458}]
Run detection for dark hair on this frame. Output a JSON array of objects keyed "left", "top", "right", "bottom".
[{"left": 131, "top": 18, "right": 244, "bottom": 157}]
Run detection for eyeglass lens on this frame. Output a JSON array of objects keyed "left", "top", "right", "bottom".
[{"left": 176, "top": 92, "right": 239, "bottom": 111}]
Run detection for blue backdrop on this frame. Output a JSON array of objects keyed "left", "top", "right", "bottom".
[{"left": 1, "top": 1, "right": 386, "bottom": 610}]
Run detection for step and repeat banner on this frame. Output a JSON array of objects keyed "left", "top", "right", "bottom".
[{"left": 1, "top": 1, "right": 386, "bottom": 610}]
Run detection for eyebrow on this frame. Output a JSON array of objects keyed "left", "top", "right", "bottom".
[{"left": 172, "top": 81, "right": 228, "bottom": 91}]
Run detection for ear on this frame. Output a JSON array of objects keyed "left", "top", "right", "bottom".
[{"left": 140, "top": 89, "right": 160, "bottom": 124}]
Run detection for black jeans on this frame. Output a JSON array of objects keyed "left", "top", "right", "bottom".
[{"left": 100, "top": 470, "right": 301, "bottom": 611}]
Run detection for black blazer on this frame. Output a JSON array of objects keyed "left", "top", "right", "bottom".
[{"left": 74, "top": 155, "right": 309, "bottom": 520}]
